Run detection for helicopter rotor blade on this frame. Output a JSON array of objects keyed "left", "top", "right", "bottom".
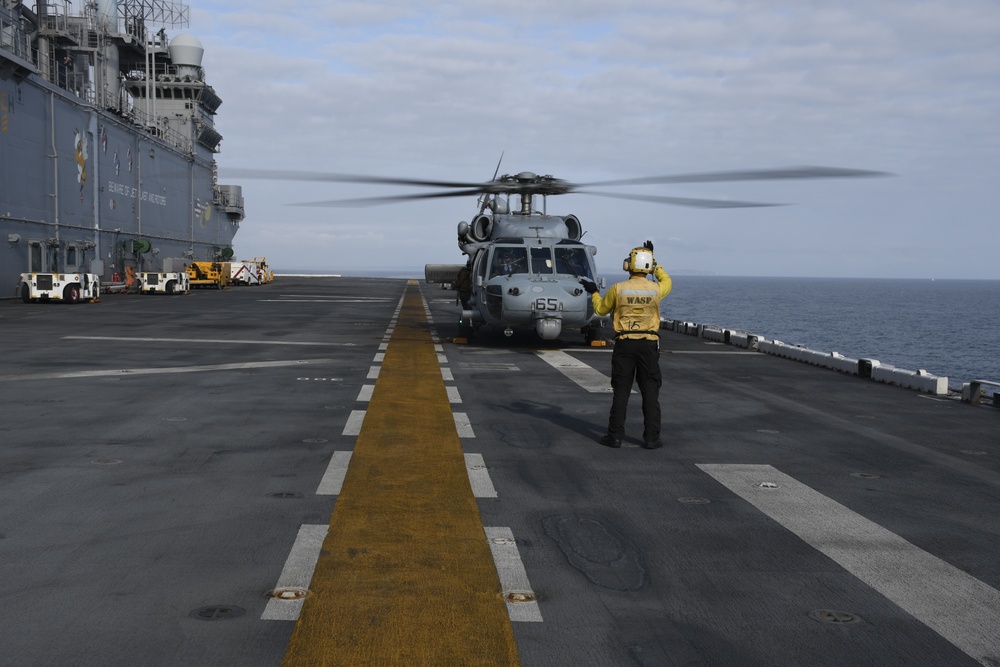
[
  {"left": 573, "top": 190, "right": 783, "bottom": 208},
  {"left": 223, "top": 168, "right": 488, "bottom": 190},
  {"left": 290, "top": 188, "right": 488, "bottom": 208},
  {"left": 225, "top": 164, "right": 889, "bottom": 208},
  {"left": 574, "top": 166, "right": 891, "bottom": 189}
]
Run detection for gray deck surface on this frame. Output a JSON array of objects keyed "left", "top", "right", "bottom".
[{"left": 1, "top": 276, "right": 997, "bottom": 666}]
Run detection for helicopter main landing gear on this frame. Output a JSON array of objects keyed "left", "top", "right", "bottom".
[{"left": 584, "top": 321, "right": 611, "bottom": 346}]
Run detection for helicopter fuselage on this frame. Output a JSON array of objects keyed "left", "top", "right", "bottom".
[
  {"left": 430, "top": 202, "right": 608, "bottom": 341},
  {"left": 465, "top": 235, "right": 600, "bottom": 340}
]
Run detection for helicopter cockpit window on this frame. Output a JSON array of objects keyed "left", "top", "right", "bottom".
[
  {"left": 491, "top": 246, "right": 528, "bottom": 277},
  {"left": 554, "top": 247, "right": 593, "bottom": 279},
  {"left": 529, "top": 247, "right": 554, "bottom": 274}
]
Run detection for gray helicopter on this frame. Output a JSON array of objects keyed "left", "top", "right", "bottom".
[
  {"left": 225, "top": 165, "right": 887, "bottom": 342},
  {"left": 425, "top": 171, "right": 604, "bottom": 342}
]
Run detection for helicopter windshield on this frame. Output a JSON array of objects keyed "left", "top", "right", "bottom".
[
  {"left": 530, "top": 247, "right": 554, "bottom": 274},
  {"left": 491, "top": 246, "right": 528, "bottom": 277},
  {"left": 554, "top": 247, "right": 594, "bottom": 279}
]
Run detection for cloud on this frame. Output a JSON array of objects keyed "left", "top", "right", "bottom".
[{"left": 192, "top": 0, "right": 1000, "bottom": 278}]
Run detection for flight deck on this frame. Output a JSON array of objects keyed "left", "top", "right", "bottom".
[{"left": 1, "top": 277, "right": 998, "bottom": 666}]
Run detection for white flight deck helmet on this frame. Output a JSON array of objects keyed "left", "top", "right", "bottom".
[{"left": 623, "top": 247, "right": 654, "bottom": 274}]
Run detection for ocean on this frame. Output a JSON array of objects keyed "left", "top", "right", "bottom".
[{"left": 653, "top": 276, "right": 1000, "bottom": 388}]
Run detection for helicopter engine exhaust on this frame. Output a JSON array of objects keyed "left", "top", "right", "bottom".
[
  {"left": 469, "top": 215, "right": 493, "bottom": 242},
  {"left": 563, "top": 214, "right": 582, "bottom": 241}
]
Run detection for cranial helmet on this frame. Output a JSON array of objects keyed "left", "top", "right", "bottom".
[{"left": 623, "top": 247, "right": 654, "bottom": 274}]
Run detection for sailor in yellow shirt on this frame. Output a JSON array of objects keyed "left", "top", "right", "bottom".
[{"left": 581, "top": 241, "right": 672, "bottom": 449}]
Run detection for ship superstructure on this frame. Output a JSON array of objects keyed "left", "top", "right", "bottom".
[{"left": 0, "top": 0, "right": 244, "bottom": 294}]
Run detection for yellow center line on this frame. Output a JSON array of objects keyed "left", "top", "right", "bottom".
[{"left": 283, "top": 282, "right": 520, "bottom": 666}]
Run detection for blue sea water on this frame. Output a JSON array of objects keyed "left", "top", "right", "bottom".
[{"left": 652, "top": 276, "right": 1000, "bottom": 387}]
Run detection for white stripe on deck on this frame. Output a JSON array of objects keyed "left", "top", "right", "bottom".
[
  {"left": 485, "top": 527, "right": 543, "bottom": 622},
  {"left": 446, "top": 386, "right": 462, "bottom": 404},
  {"left": 316, "top": 451, "right": 353, "bottom": 495},
  {"left": 699, "top": 463, "right": 1000, "bottom": 666},
  {"left": 465, "top": 453, "right": 497, "bottom": 498},
  {"left": 453, "top": 412, "right": 475, "bottom": 438},
  {"left": 0, "top": 358, "right": 340, "bottom": 382},
  {"left": 356, "top": 384, "right": 374, "bottom": 402},
  {"left": 261, "top": 524, "right": 329, "bottom": 621},
  {"left": 64, "top": 335, "right": 354, "bottom": 347},
  {"left": 534, "top": 350, "right": 614, "bottom": 393},
  {"left": 342, "top": 410, "right": 366, "bottom": 436}
]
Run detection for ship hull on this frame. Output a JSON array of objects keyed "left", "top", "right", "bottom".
[
  {"left": 1, "top": 77, "right": 237, "bottom": 291},
  {"left": 1, "top": 2, "right": 242, "bottom": 295}
]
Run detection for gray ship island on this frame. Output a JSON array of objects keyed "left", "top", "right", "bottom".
[{"left": 1, "top": 0, "right": 243, "bottom": 300}]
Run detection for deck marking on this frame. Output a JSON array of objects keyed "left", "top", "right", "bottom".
[
  {"left": 461, "top": 362, "right": 521, "bottom": 372},
  {"left": 316, "top": 451, "right": 353, "bottom": 496},
  {"left": 262, "top": 524, "right": 329, "bottom": 621},
  {"left": 535, "top": 350, "right": 619, "bottom": 393},
  {"left": 453, "top": 412, "right": 476, "bottom": 438},
  {"left": 356, "top": 384, "right": 375, "bottom": 402},
  {"left": 0, "top": 358, "right": 337, "bottom": 382},
  {"left": 342, "top": 410, "right": 366, "bottom": 436},
  {"left": 261, "top": 298, "right": 390, "bottom": 304},
  {"left": 437, "top": 353, "right": 448, "bottom": 365},
  {"left": 441, "top": 367, "right": 454, "bottom": 381},
  {"left": 699, "top": 463, "right": 1000, "bottom": 665},
  {"left": 283, "top": 283, "right": 519, "bottom": 665},
  {"left": 447, "top": 386, "right": 462, "bottom": 404},
  {"left": 277, "top": 295, "right": 392, "bottom": 302},
  {"left": 465, "top": 453, "right": 497, "bottom": 498},
  {"left": 367, "top": 366, "right": 380, "bottom": 380},
  {"left": 485, "top": 527, "right": 543, "bottom": 622},
  {"left": 717, "top": 380, "right": 1000, "bottom": 490},
  {"left": 666, "top": 350, "right": 760, "bottom": 355},
  {"left": 373, "top": 353, "right": 385, "bottom": 363},
  {"left": 64, "top": 335, "right": 355, "bottom": 347}
]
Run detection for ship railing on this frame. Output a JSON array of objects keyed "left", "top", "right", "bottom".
[
  {"left": 962, "top": 380, "right": 1000, "bottom": 407},
  {"left": 107, "top": 90, "right": 193, "bottom": 153},
  {"left": 215, "top": 187, "right": 245, "bottom": 210},
  {"left": 1, "top": 12, "right": 32, "bottom": 61}
]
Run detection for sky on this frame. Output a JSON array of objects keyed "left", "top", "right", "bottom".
[{"left": 178, "top": 0, "right": 998, "bottom": 278}]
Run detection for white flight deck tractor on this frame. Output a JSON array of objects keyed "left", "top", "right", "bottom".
[
  {"left": 19, "top": 272, "right": 101, "bottom": 304},
  {"left": 138, "top": 271, "right": 190, "bottom": 295}
]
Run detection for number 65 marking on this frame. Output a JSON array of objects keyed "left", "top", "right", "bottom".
[{"left": 532, "top": 297, "right": 562, "bottom": 312}]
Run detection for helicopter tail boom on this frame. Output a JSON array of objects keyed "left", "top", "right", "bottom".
[{"left": 425, "top": 264, "right": 466, "bottom": 286}]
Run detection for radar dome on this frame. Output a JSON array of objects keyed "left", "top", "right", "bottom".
[{"left": 169, "top": 34, "right": 205, "bottom": 79}]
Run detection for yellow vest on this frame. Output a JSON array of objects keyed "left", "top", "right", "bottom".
[{"left": 612, "top": 277, "right": 662, "bottom": 339}]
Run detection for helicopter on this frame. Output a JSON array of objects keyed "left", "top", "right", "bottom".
[{"left": 225, "top": 164, "right": 887, "bottom": 342}]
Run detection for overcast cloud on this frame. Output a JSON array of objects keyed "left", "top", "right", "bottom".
[{"left": 185, "top": 1, "right": 999, "bottom": 278}]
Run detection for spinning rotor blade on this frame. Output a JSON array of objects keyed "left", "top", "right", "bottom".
[
  {"left": 223, "top": 168, "right": 487, "bottom": 190},
  {"left": 575, "top": 166, "right": 890, "bottom": 188},
  {"left": 291, "top": 188, "right": 488, "bottom": 208},
  {"left": 574, "top": 190, "right": 782, "bottom": 208},
  {"left": 226, "top": 164, "right": 890, "bottom": 208}
]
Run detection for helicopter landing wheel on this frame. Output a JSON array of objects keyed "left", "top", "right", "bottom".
[{"left": 585, "top": 323, "right": 610, "bottom": 345}]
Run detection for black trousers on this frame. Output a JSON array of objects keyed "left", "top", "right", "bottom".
[{"left": 607, "top": 338, "right": 662, "bottom": 442}]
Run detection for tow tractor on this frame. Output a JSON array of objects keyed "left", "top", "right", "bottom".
[
  {"left": 19, "top": 272, "right": 101, "bottom": 303},
  {"left": 186, "top": 261, "right": 230, "bottom": 289},
  {"left": 138, "top": 271, "right": 190, "bottom": 295}
]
